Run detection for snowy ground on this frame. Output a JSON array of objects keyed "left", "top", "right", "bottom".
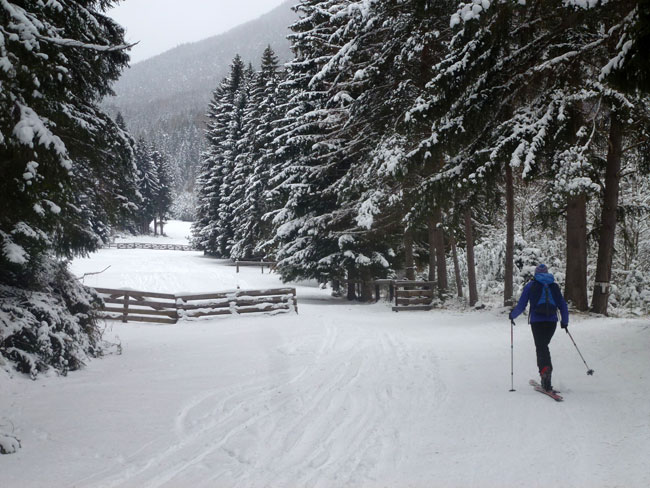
[{"left": 1, "top": 221, "right": 649, "bottom": 488}]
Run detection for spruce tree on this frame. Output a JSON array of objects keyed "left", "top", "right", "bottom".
[
  {"left": 193, "top": 55, "right": 247, "bottom": 256},
  {"left": 151, "top": 146, "right": 174, "bottom": 235},
  {"left": 0, "top": 0, "right": 137, "bottom": 375},
  {"left": 231, "top": 46, "right": 285, "bottom": 259},
  {"left": 268, "top": 0, "right": 370, "bottom": 285},
  {"left": 134, "top": 139, "right": 159, "bottom": 234}
]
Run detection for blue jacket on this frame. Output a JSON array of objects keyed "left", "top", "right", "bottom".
[{"left": 510, "top": 273, "right": 569, "bottom": 324}]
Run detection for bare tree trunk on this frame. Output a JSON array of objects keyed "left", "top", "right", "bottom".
[
  {"left": 153, "top": 216, "right": 158, "bottom": 236},
  {"left": 591, "top": 114, "right": 623, "bottom": 315},
  {"left": 428, "top": 217, "right": 436, "bottom": 283},
  {"left": 450, "top": 234, "right": 463, "bottom": 298},
  {"left": 433, "top": 208, "right": 448, "bottom": 295},
  {"left": 464, "top": 209, "right": 479, "bottom": 307},
  {"left": 565, "top": 193, "right": 589, "bottom": 310},
  {"left": 404, "top": 226, "right": 415, "bottom": 280},
  {"left": 504, "top": 164, "right": 515, "bottom": 306}
]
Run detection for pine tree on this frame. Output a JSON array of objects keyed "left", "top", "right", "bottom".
[
  {"left": 0, "top": 0, "right": 137, "bottom": 375},
  {"left": 193, "top": 55, "right": 247, "bottom": 256},
  {"left": 268, "top": 0, "right": 382, "bottom": 286},
  {"left": 322, "top": 0, "right": 456, "bottom": 292},
  {"left": 230, "top": 46, "right": 285, "bottom": 259},
  {"left": 134, "top": 139, "right": 159, "bottom": 234},
  {"left": 225, "top": 63, "right": 255, "bottom": 257},
  {"left": 151, "top": 146, "right": 174, "bottom": 235}
]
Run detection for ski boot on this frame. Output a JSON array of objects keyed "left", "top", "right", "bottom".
[{"left": 540, "top": 366, "right": 553, "bottom": 391}]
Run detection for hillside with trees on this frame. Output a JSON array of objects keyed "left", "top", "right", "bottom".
[{"left": 103, "top": 1, "right": 297, "bottom": 202}]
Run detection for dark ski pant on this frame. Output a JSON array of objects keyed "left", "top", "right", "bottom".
[{"left": 530, "top": 321, "right": 557, "bottom": 372}]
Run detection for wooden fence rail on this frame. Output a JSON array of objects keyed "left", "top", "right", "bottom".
[
  {"left": 392, "top": 281, "right": 435, "bottom": 312},
  {"left": 94, "top": 287, "right": 297, "bottom": 324},
  {"left": 338, "top": 279, "right": 395, "bottom": 302},
  {"left": 114, "top": 243, "right": 194, "bottom": 251},
  {"left": 235, "top": 260, "right": 277, "bottom": 273}
]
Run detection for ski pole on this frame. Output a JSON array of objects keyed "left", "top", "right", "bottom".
[
  {"left": 565, "top": 329, "right": 595, "bottom": 375},
  {"left": 509, "top": 319, "right": 516, "bottom": 391}
]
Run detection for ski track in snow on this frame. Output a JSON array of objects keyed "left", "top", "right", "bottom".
[{"left": 82, "top": 320, "right": 443, "bottom": 488}]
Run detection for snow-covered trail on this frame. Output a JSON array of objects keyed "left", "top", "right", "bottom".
[{"left": 1, "top": 222, "right": 649, "bottom": 487}]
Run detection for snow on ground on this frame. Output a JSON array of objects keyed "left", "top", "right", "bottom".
[
  {"left": 116, "top": 222, "right": 193, "bottom": 245},
  {"left": 1, "top": 221, "right": 649, "bottom": 488},
  {"left": 73, "top": 221, "right": 279, "bottom": 293}
]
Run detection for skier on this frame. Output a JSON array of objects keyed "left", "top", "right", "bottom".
[{"left": 509, "top": 264, "right": 569, "bottom": 391}]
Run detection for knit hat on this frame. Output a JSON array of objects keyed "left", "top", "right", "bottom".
[{"left": 535, "top": 264, "right": 548, "bottom": 274}]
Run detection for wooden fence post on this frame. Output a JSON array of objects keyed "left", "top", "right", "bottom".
[
  {"left": 122, "top": 291, "right": 129, "bottom": 323},
  {"left": 175, "top": 296, "right": 184, "bottom": 323}
]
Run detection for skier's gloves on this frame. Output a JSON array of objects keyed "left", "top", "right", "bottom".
[
  {"left": 561, "top": 322, "right": 568, "bottom": 329},
  {"left": 508, "top": 312, "right": 513, "bottom": 320}
]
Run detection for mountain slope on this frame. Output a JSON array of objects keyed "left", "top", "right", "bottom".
[{"left": 104, "top": 1, "right": 297, "bottom": 192}]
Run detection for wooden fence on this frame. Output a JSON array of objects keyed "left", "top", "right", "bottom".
[
  {"left": 392, "top": 281, "right": 435, "bottom": 312},
  {"left": 235, "top": 260, "right": 277, "bottom": 273},
  {"left": 114, "top": 243, "right": 194, "bottom": 251},
  {"left": 338, "top": 279, "right": 395, "bottom": 302},
  {"left": 94, "top": 287, "right": 297, "bottom": 324},
  {"left": 336, "top": 279, "right": 436, "bottom": 311}
]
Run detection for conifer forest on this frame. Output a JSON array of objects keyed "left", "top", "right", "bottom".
[
  {"left": 192, "top": 0, "right": 650, "bottom": 315},
  {"left": 1, "top": 0, "right": 650, "bottom": 377}
]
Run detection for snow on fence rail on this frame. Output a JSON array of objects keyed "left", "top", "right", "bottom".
[
  {"left": 94, "top": 287, "right": 298, "bottom": 324},
  {"left": 114, "top": 243, "right": 194, "bottom": 251}
]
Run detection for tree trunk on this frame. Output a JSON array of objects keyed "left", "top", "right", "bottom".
[
  {"left": 504, "top": 163, "right": 515, "bottom": 306},
  {"left": 428, "top": 216, "right": 436, "bottom": 283},
  {"left": 433, "top": 207, "right": 448, "bottom": 295},
  {"left": 153, "top": 216, "right": 158, "bottom": 236},
  {"left": 331, "top": 279, "right": 341, "bottom": 297},
  {"left": 565, "top": 193, "right": 589, "bottom": 311},
  {"left": 346, "top": 267, "right": 357, "bottom": 301},
  {"left": 360, "top": 268, "right": 374, "bottom": 302},
  {"left": 464, "top": 209, "right": 479, "bottom": 307},
  {"left": 591, "top": 114, "right": 623, "bottom": 315},
  {"left": 450, "top": 234, "right": 463, "bottom": 298},
  {"left": 404, "top": 226, "right": 415, "bottom": 280}
]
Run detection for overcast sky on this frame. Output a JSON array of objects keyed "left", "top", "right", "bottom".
[{"left": 108, "top": 0, "right": 289, "bottom": 64}]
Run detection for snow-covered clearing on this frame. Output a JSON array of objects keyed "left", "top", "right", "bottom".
[{"left": 1, "top": 221, "right": 649, "bottom": 487}]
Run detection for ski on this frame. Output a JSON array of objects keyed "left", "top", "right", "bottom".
[{"left": 529, "top": 379, "right": 563, "bottom": 401}]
